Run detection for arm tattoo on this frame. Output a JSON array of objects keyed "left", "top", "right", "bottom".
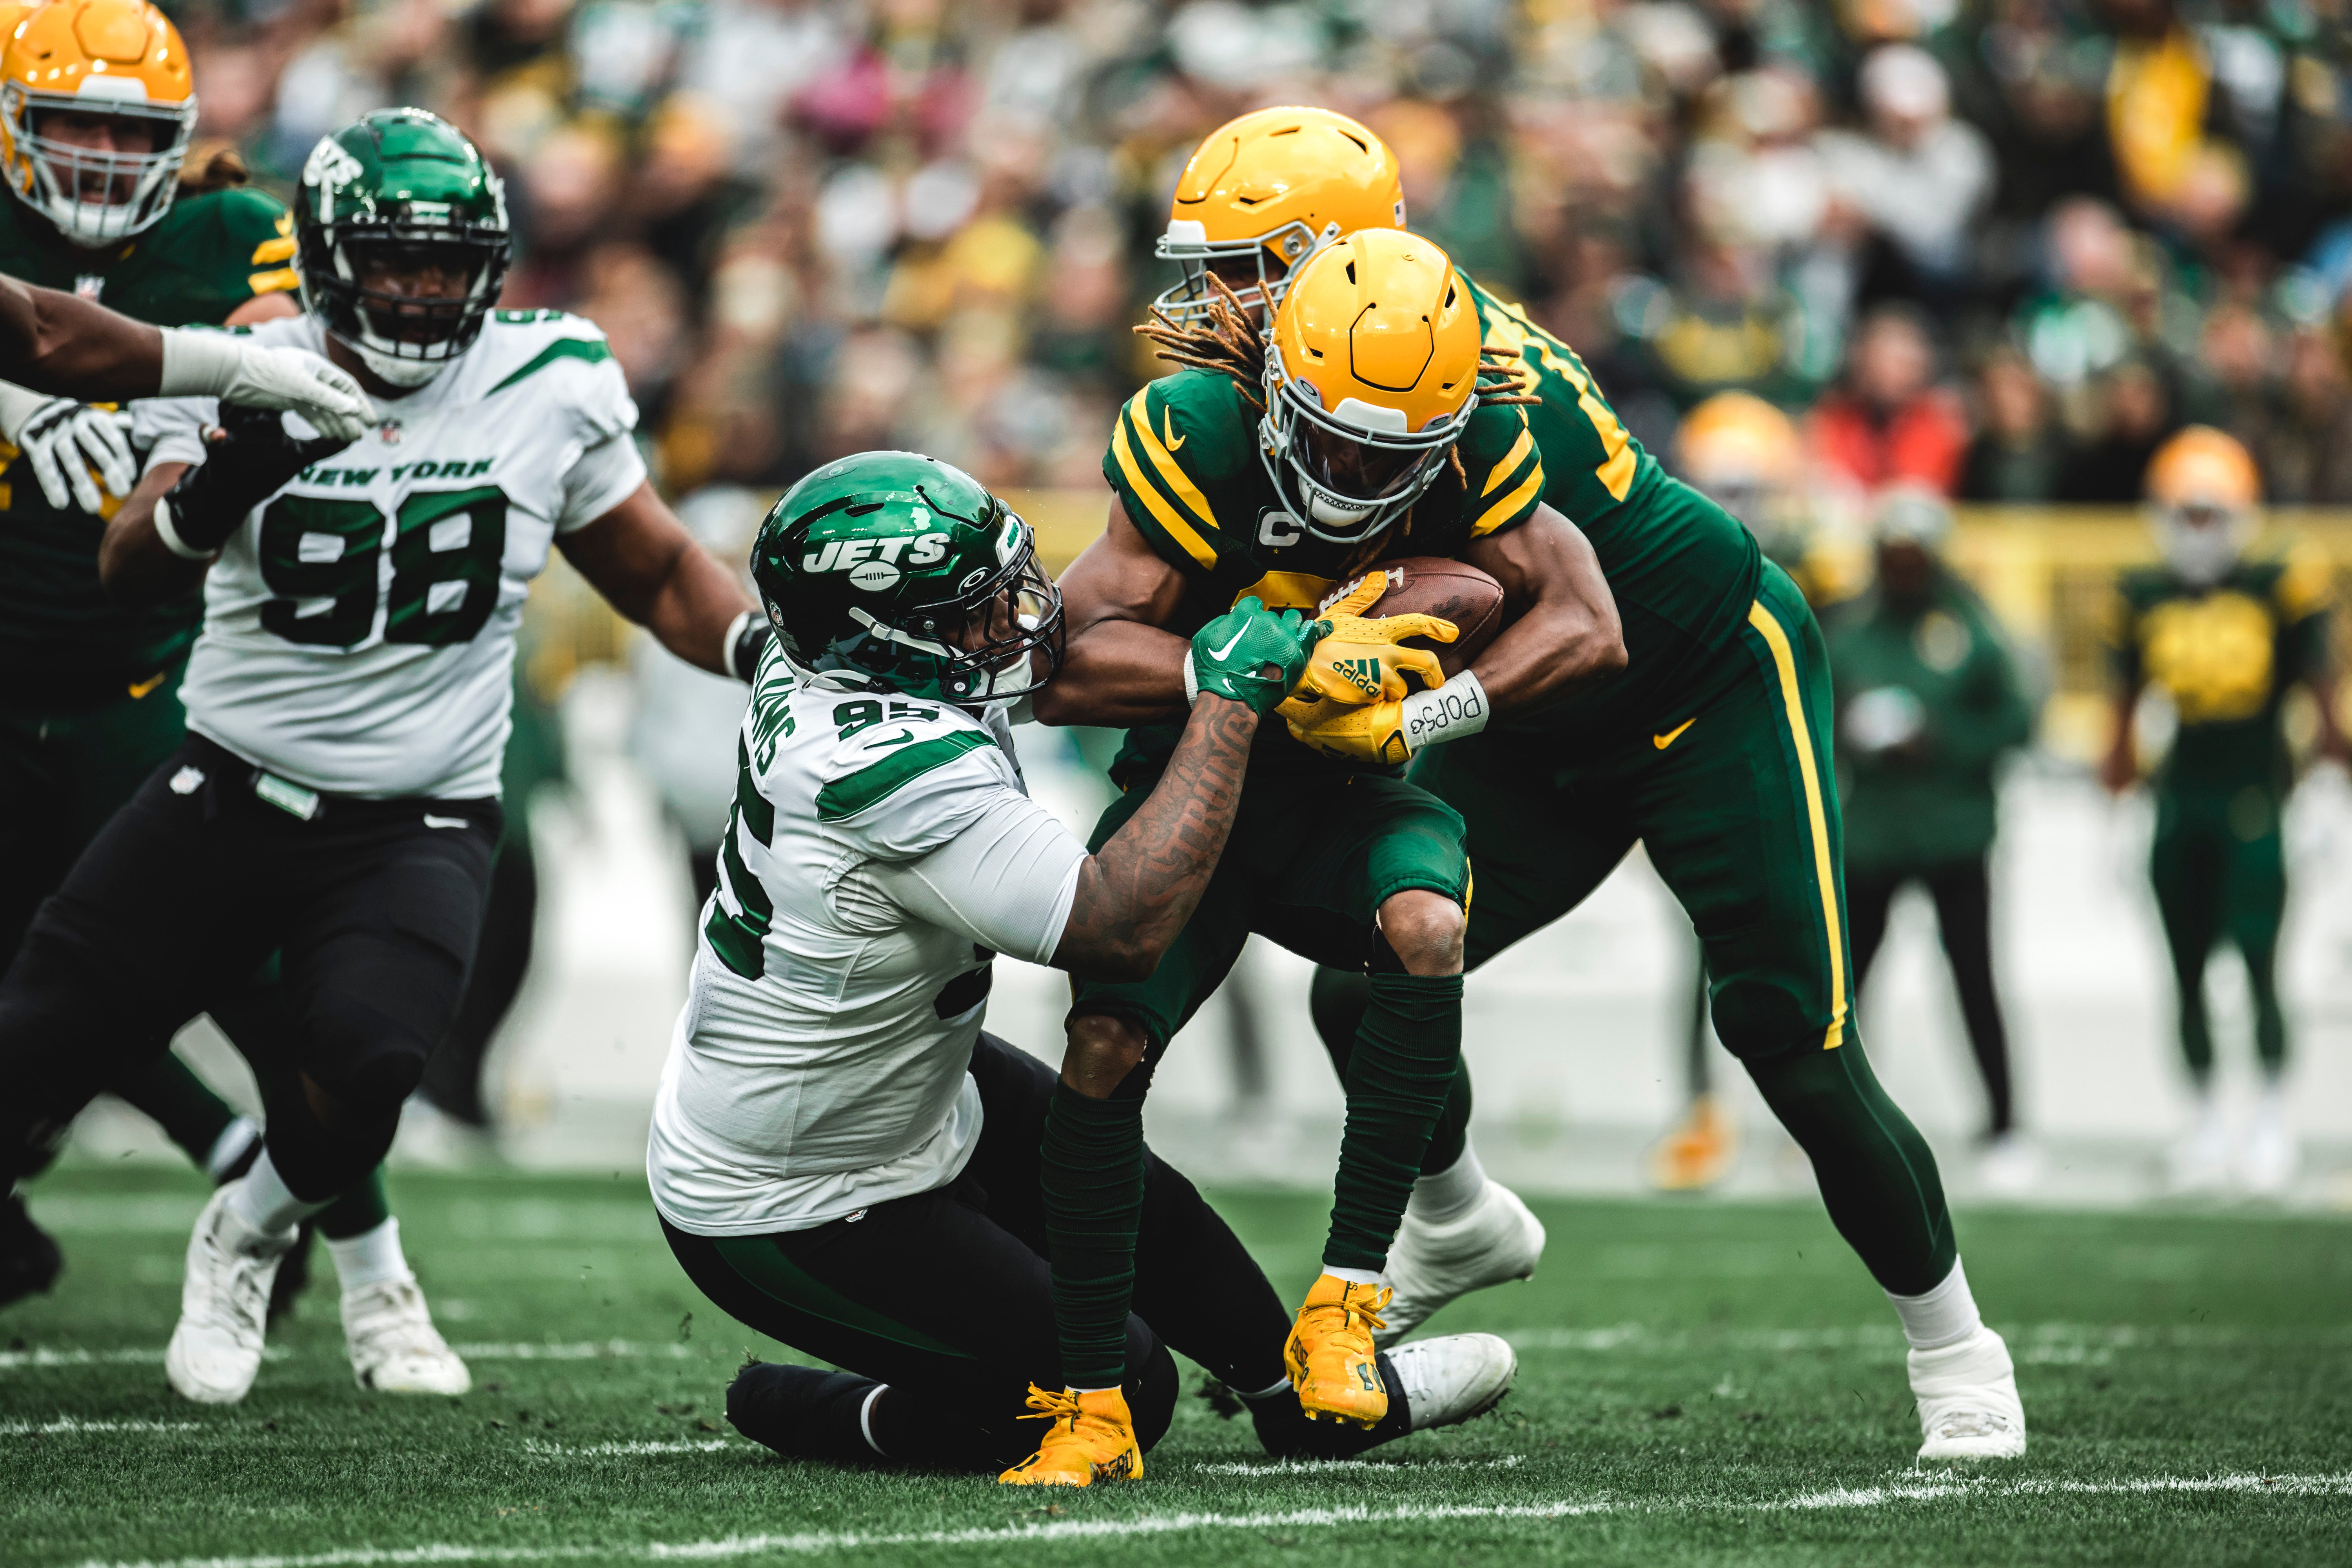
[{"left": 1053, "top": 695, "right": 1256, "bottom": 978}]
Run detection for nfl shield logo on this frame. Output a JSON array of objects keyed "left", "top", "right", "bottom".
[{"left": 74, "top": 274, "right": 102, "bottom": 301}]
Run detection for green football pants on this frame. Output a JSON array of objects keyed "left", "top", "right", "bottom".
[
  {"left": 1048, "top": 765, "right": 1472, "bottom": 1387},
  {"left": 1316, "top": 562, "right": 1957, "bottom": 1294},
  {"left": 2150, "top": 784, "right": 2288, "bottom": 1078}
]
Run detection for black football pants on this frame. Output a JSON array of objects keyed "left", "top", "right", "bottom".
[
  {"left": 0, "top": 735, "right": 497, "bottom": 1198},
  {"left": 666, "top": 1035, "right": 1407, "bottom": 1473}
]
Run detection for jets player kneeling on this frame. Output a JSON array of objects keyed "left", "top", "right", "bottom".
[
  {"left": 652, "top": 452, "right": 1518, "bottom": 1485},
  {"left": 0, "top": 109, "right": 762, "bottom": 1404}
]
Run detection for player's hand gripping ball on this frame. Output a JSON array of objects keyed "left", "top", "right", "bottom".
[
  {"left": 1290, "top": 572, "right": 1460, "bottom": 709},
  {"left": 1187, "top": 597, "right": 1329, "bottom": 717}
]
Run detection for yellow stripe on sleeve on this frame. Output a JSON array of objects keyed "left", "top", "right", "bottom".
[
  {"left": 1748, "top": 599, "right": 1847, "bottom": 1049},
  {"left": 1470, "top": 463, "right": 1543, "bottom": 536},
  {"left": 248, "top": 266, "right": 300, "bottom": 295},
  {"left": 1481, "top": 423, "right": 1534, "bottom": 497},
  {"left": 1124, "top": 387, "right": 1223, "bottom": 535},
  {"left": 1111, "top": 414, "right": 1217, "bottom": 570},
  {"left": 250, "top": 235, "right": 296, "bottom": 265}
]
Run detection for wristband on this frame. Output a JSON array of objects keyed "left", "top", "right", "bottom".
[
  {"left": 1182, "top": 650, "right": 1201, "bottom": 707},
  {"left": 154, "top": 327, "right": 244, "bottom": 397},
  {"left": 150, "top": 497, "right": 218, "bottom": 562},
  {"left": 1399, "top": 669, "right": 1488, "bottom": 753},
  {"left": 724, "top": 610, "right": 775, "bottom": 682}
]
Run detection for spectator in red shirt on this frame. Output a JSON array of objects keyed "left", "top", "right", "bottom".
[{"left": 1808, "top": 305, "right": 1972, "bottom": 495}]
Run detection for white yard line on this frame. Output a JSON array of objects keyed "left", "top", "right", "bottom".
[
  {"left": 522, "top": 1440, "right": 740, "bottom": 1459},
  {"left": 1191, "top": 1455, "right": 1525, "bottom": 1476},
  {"left": 0, "top": 1348, "right": 287, "bottom": 1371},
  {"left": 0, "top": 1343, "right": 690, "bottom": 1372},
  {"left": 1, "top": 1418, "right": 202, "bottom": 1435},
  {"left": 66, "top": 1471, "right": 2352, "bottom": 1568}
]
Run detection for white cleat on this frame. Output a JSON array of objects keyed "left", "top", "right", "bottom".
[
  {"left": 1976, "top": 1134, "right": 2044, "bottom": 1200},
  {"left": 1388, "top": 1332, "right": 1517, "bottom": 1431},
  {"left": 343, "top": 1276, "right": 472, "bottom": 1395},
  {"left": 165, "top": 1183, "right": 293, "bottom": 1405},
  {"left": 1376, "top": 1180, "right": 1544, "bottom": 1348},
  {"left": 2238, "top": 1094, "right": 2298, "bottom": 1198},
  {"left": 2166, "top": 1107, "right": 2231, "bottom": 1196},
  {"left": 1910, "top": 1325, "right": 2027, "bottom": 1460}
]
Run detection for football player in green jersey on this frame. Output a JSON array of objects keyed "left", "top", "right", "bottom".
[
  {"left": 2102, "top": 426, "right": 2339, "bottom": 1197},
  {"left": 1134, "top": 107, "right": 2028, "bottom": 1461},
  {"left": 1029, "top": 223, "right": 1626, "bottom": 1449},
  {"left": 0, "top": 0, "right": 434, "bottom": 1390}
]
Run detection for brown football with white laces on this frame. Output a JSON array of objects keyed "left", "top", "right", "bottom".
[{"left": 1315, "top": 557, "right": 1506, "bottom": 688}]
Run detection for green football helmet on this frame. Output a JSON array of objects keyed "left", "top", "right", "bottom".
[
  {"left": 751, "top": 451, "right": 1063, "bottom": 706},
  {"left": 296, "top": 109, "right": 511, "bottom": 389}
]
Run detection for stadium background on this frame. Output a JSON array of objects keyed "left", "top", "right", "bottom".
[{"left": 60, "top": 0, "right": 2352, "bottom": 1201}]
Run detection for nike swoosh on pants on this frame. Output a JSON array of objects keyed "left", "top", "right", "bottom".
[{"left": 1653, "top": 718, "right": 1696, "bottom": 750}]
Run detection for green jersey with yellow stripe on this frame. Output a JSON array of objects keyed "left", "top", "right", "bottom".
[
  {"left": 1102, "top": 345, "right": 1543, "bottom": 778},
  {"left": 1462, "top": 274, "right": 1761, "bottom": 746},
  {"left": 0, "top": 185, "right": 301, "bottom": 702},
  {"left": 2109, "top": 547, "right": 2334, "bottom": 796}
]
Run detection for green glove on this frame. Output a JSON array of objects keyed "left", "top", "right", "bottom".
[{"left": 1186, "top": 597, "right": 1328, "bottom": 717}]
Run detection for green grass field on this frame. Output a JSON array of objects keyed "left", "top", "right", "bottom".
[{"left": 2, "top": 1165, "right": 2346, "bottom": 1568}]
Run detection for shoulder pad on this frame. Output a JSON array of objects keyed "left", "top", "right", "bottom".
[{"left": 1103, "top": 373, "right": 1256, "bottom": 574}]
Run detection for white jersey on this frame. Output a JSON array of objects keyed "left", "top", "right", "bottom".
[
  {"left": 140, "top": 310, "right": 646, "bottom": 799},
  {"left": 648, "top": 647, "right": 1089, "bottom": 1236}
]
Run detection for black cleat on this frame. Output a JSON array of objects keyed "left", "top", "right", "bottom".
[
  {"left": 0, "top": 1191, "right": 63, "bottom": 1308},
  {"left": 727, "top": 1361, "right": 884, "bottom": 1461}
]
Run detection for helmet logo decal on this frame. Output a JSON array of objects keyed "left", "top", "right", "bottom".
[
  {"left": 303, "top": 136, "right": 364, "bottom": 219},
  {"left": 849, "top": 559, "right": 902, "bottom": 591}
]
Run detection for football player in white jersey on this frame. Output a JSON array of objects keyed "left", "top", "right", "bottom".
[
  {"left": 0, "top": 110, "right": 764, "bottom": 1406},
  {"left": 652, "top": 450, "right": 1518, "bottom": 1485}
]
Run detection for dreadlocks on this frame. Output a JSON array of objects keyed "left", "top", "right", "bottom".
[{"left": 1133, "top": 272, "right": 1267, "bottom": 410}]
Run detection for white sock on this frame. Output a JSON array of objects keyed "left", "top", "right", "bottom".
[
  {"left": 324, "top": 1217, "right": 413, "bottom": 1291},
  {"left": 203, "top": 1116, "right": 261, "bottom": 1183},
  {"left": 1887, "top": 1257, "right": 1982, "bottom": 1351},
  {"left": 1407, "top": 1140, "right": 1488, "bottom": 1226},
  {"left": 226, "top": 1149, "right": 329, "bottom": 1239},
  {"left": 1322, "top": 1265, "right": 1386, "bottom": 1287},
  {"left": 1067, "top": 1384, "right": 1119, "bottom": 1395}
]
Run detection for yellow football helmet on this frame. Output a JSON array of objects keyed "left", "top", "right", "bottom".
[
  {"left": 2145, "top": 425, "right": 2259, "bottom": 586},
  {"left": 0, "top": 0, "right": 195, "bottom": 246},
  {"left": 1675, "top": 391, "right": 1801, "bottom": 528},
  {"left": 1155, "top": 105, "right": 1406, "bottom": 326},
  {"left": 1261, "top": 228, "right": 1481, "bottom": 544}
]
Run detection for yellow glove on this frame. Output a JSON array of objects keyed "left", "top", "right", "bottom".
[
  {"left": 1279, "top": 689, "right": 1415, "bottom": 765},
  {"left": 1293, "top": 575, "right": 1459, "bottom": 708}
]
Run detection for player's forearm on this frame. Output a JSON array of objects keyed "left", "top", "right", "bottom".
[
  {"left": 1471, "top": 564, "right": 1625, "bottom": 713},
  {"left": 1052, "top": 695, "right": 1256, "bottom": 980},
  {"left": 562, "top": 483, "right": 755, "bottom": 676},
  {"left": 1031, "top": 618, "right": 1192, "bottom": 727},
  {"left": 99, "top": 461, "right": 210, "bottom": 609},
  {"left": 641, "top": 545, "right": 755, "bottom": 676},
  {"left": 0, "top": 276, "right": 165, "bottom": 401}
]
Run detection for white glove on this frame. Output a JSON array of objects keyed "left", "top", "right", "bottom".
[
  {"left": 0, "top": 380, "right": 133, "bottom": 513},
  {"left": 156, "top": 329, "right": 375, "bottom": 442}
]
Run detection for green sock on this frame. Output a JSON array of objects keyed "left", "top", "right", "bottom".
[
  {"left": 317, "top": 1164, "right": 392, "bottom": 1241},
  {"left": 1746, "top": 1041, "right": 1956, "bottom": 1296},
  {"left": 1041, "top": 1080, "right": 1148, "bottom": 1391},
  {"left": 109, "top": 1054, "right": 238, "bottom": 1171},
  {"left": 1308, "top": 964, "right": 1471, "bottom": 1177},
  {"left": 1325, "top": 972, "right": 1463, "bottom": 1273}
]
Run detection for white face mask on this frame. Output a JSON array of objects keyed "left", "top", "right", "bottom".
[
  {"left": 2156, "top": 505, "right": 2252, "bottom": 587},
  {"left": 345, "top": 336, "right": 454, "bottom": 390}
]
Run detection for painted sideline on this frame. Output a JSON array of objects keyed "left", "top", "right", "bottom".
[{"left": 66, "top": 1472, "right": 2352, "bottom": 1568}]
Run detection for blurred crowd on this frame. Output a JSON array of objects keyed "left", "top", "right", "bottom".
[{"left": 151, "top": 0, "right": 2352, "bottom": 512}]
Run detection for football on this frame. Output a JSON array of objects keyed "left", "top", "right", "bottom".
[{"left": 1315, "top": 556, "right": 1507, "bottom": 686}]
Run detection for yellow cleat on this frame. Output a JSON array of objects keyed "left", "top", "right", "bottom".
[
  {"left": 1285, "top": 1272, "right": 1392, "bottom": 1427},
  {"left": 1648, "top": 1094, "right": 1739, "bottom": 1192},
  {"left": 995, "top": 1385, "right": 1143, "bottom": 1486}
]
